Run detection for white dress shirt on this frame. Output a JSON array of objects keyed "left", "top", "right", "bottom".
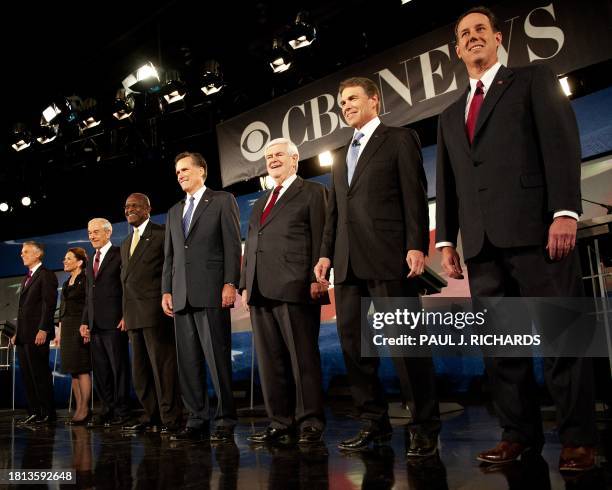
[
  {"left": 183, "top": 185, "right": 207, "bottom": 219},
  {"left": 95, "top": 240, "right": 113, "bottom": 265},
  {"left": 352, "top": 116, "right": 381, "bottom": 160},
  {"left": 264, "top": 173, "right": 298, "bottom": 207}
]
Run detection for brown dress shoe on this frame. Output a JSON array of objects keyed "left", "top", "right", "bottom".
[
  {"left": 559, "top": 446, "right": 596, "bottom": 472},
  {"left": 477, "top": 441, "right": 535, "bottom": 464}
]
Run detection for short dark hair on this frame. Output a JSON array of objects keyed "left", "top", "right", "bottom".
[
  {"left": 338, "top": 77, "right": 381, "bottom": 113},
  {"left": 174, "top": 151, "right": 208, "bottom": 181},
  {"left": 67, "top": 247, "right": 88, "bottom": 268},
  {"left": 23, "top": 241, "right": 45, "bottom": 259},
  {"left": 455, "top": 6, "right": 501, "bottom": 39}
]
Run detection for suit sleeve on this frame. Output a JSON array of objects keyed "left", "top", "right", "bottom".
[
  {"left": 39, "top": 270, "right": 58, "bottom": 334},
  {"left": 530, "top": 64, "right": 582, "bottom": 215},
  {"left": 319, "top": 168, "right": 338, "bottom": 261},
  {"left": 221, "top": 193, "right": 242, "bottom": 285},
  {"left": 161, "top": 212, "right": 174, "bottom": 295},
  {"left": 435, "top": 116, "right": 459, "bottom": 245},
  {"left": 397, "top": 129, "right": 429, "bottom": 254},
  {"left": 309, "top": 183, "right": 328, "bottom": 282}
]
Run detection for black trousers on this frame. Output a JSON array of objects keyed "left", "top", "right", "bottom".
[
  {"left": 128, "top": 325, "right": 182, "bottom": 426},
  {"left": 91, "top": 329, "right": 130, "bottom": 418},
  {"left": 174, "top": 305, "right": 236, "bottom": 428},
  {"left": 16, "top": 343, "right": 55, "bottom": 417},
  {"left": 467, "top": 237, "right": 597, "bottom": 446},
  {"left": 334, "top": 261, "right": 439, "bottom": 432},
  {"left": 250, "top": 294, "right": 325, "bottom": 431}
]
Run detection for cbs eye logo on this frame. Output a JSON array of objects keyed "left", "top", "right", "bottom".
[{"left": 240, "top": 121, "right": 271, "bottom": 162}]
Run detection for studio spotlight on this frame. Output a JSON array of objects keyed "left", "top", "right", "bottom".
[
  {"left": 160, "top": 72, "right": 187, "bottom": 104},
  {"left": 123, "top": 62, "right": 161, "bottom": 93},
  {"left": 559, "top": 76, "right": 572, "bottom": 96},
  {"left": 287, "top": 11, "right": 316, "bottom": 50},
  {"left": 269, "top": 39, "right": 293, "bottom": 73},
  {"left": 11, "top": 123, "right": 31, "bottom": 152},
  {"left": 260, "top": 175, "right": 276, "bottom": 190},
  {"left": 42, "top": 98, "right": 77, "bottom": 124},
  {"left": 35, "top": 121, "right": 59, "bottom": 144},
  {"left": 200, "top": 60, "right": 225, "bottom": 96},
  {"left": 21, "top": 196, "right": 32, "bottom": 207},
  {"left": 0, "top": 202, "right": 9, "bottom": 212},
  {"left": 318, "top": 151, "right": 333, "bottom": 167},
  {"left": 112, "top": 89, "right": 135, "bottom": 120},
  {"left": 79, "top": 98, "right": 102, "bottom": 130}
]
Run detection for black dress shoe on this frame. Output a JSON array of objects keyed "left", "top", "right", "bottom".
[
  {"left": 121, "top": 422, "right": 158, "bottom": 432},
  {"left": 247, "top": 426, "right": 296, "bottom": 444},
  {"left": 298, "top": 426, "right": 324, "bottom": 445},
  {"left": 35, "top": 414, "right": 57, "bottom": 425},
  {"left": 87, "top": 414, "right": 111, "bottom": 427},
  {"left": 338, "top": 424, "right": 393, "bottom": 452},
  {"left": 170, "top": 427, "right": 208, "bottom": 441},
  {"left": 105, "top": 415, "right": 130, "bottom": 428},
  {"left": 405, "top": 430, "right": 438, "bottom": 458},
  {"left": 17, "top": 414, "right": 38, "bottom": 425},
  {"left": 210, "top": 426, "right": 234, "bottom": 443},
  {"left": 160, "top": 424, "right": 181, "bottom": 435}
]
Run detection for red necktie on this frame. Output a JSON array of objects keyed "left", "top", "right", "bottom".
[
  {"left": 23, "top": 270, "right": 32, "bottom": 288},
  {"left": 466, "top": 80, "right": 484, "bottom": 144},
  {"left": 93, "top": 250, "right": 101, "bottom": 278},
  {"left": 260, "top": 186, "right": 282, "bottom": 224}
]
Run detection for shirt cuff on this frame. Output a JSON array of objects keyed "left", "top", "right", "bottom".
[
  {"left": 553, "top": 210, "right": 579, "bottom": 220},
  {"left": 435, "top": 241, "right": 455, "bottom": 249}
]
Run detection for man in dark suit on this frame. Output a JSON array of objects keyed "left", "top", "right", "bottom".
[
  {"left": 79, "top": 218, "right": 130, "bottom": 427},
  {"left": 240, "top": 138, "right": 328, "bottom": 445},
  {"left": 119, "top": 193, "right": 182, "bottom": 433},
  {"left": 11, "top": 241, "right": 58, "bottom": 424},
  {"left": 162, "top": 151, "right": 241, "bottom": 442},
  {"left": 314, "top": 77, "right": 439, "bottom": 455},
  {"left": 435, "top": 7, "right": 596, "bottom": 471}
]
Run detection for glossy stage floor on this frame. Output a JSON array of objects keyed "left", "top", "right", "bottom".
[{"left": 0, "top": 404, "right": 610, "bottom": 489}]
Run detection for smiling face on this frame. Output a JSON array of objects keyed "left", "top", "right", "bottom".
[
  {"left": 124, "top": 194, "right": 150, "bottom": 227},
  {"left": 87, "top": 221, "right": 111, "bottom": 250},
  {"left": 265, "top": 143, "right": 298, "bottom": 184},
  {"left": 175, "top": 157, "right": 205, "bottom": 195},
  {"left": 340, "top": 85, "right": 379, "bottom": 130},
  {"left": 63, "top": 251, "right": 83, "bottom": 273},
  {"left": 455, "top": 12, "right": 501, "bottom": 73}
]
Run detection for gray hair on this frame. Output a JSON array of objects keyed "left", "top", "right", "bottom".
[
  {"left": 23, "top": 241, "right": 45, "bottom": 259},
  {"left": 264, "top": 138, "right": 300, "bottom": 160},
  {"left": 88, "top": 218, "right": 113, "bottom": 233}
]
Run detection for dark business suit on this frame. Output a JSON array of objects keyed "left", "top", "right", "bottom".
[
  {"left": 436, "top": 63, "right": 595, "bottom": 446},
  {"left": 16, "top": 265, "right": 58, "bottom": 418},
  {"left": 82, "top": 245, "right": 130, "bottom": 419},
  {"left": 162, "top": 187, "right": 241, "bottom": 428},
  {"left": 120, "top": 221, "right": 181, "bottom": 426},
  {"left": 240, "top": 176, "right": 328, "bottom": 430},
  {"left": 320, "top": 122, "right": 439, "bottom": 430}
]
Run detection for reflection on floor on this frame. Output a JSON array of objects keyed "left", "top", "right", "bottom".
[{"left": 0, "top": 405, "right": 610, "bottom": 489}]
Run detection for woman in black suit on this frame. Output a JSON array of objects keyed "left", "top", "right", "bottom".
[{"left": 58, "top": 247, "right": 91, "bottom": 424}]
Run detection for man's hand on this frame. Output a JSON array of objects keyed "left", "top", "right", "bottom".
[
  {"left": 34, "top": 330, "right": 47, "bottom": 346},
  {"left": 79, "top": 324, "right": 91, "bottom": 344},
  {"left": 440, "top": 246, "right": 464, "bottom": 279},
  {"left": 310, "top": 282, "right": 328, "bottom": 301},
  {"left": 10, "top": 335, "right": 16, "bottom": 346},
  {"left": 547, "top": 216, "right": 577, "bottom": 261},
  {"left": 314, "top": 258, "right": 331, "bottom": 286},
  {"left": 406, "top": 250, "right": 425, "bottom": 278},
  {"left": 241, "top": 290, "right": 249, "bottom": 312},
  {"left": 162, "top": 293, "right": 174, "bottom": 317},
  {"left": 222, "top": 284, "right": 236, "bottom": 308},
  {"left": 117, "top": 318, "right": 127, "bottom": 332}
]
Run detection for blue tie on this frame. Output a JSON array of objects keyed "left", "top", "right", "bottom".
[
  {"left": 347, "top": 131, "right": 364, "bottom": 185},
  {"left": 182, "top": 196, "right": 195, "bottom": 237}
]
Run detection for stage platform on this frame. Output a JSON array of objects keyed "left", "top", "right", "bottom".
[{"left": 0, "top": 403, "right": 610, "bottom": 489}]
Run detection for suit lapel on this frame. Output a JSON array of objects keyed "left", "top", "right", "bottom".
[
  {"left": 259, "top": 176, "right": 303, "bottom": 230},
  {"left": 185, "top": 188, "right": 213, "bottom": 239},
  {"left": 349, "top": 124, "right": 388, "bottom": 189},
  {"left": 96, "top": 247, "right": 115, "bottom": 279},
  {"left": 473, "top": 65, "right": 514, "bottom": 141},
  {"left": 22, "top": 267, "right": 41, "bottom": 292},
  {"left": 125, "top": 222, "right": 153, "bottom": 274},
  {"left": 451, "top": 86, "right": 471, "bottom": 154}
]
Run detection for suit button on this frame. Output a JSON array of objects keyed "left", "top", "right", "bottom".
[
  {"left": 184, "top": 245, "right": 188, "bottom": 249},
  {"left": 258, "top": 232, "right": 262, "bottom": 236}
]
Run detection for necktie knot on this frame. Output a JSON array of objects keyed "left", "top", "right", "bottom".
[
  {"left": 273, "top": 186, "right": 282, "bottom": 195},
  {"left": 475, "top": 80, "right": 484, "bottom": 95},
  {"left": 352, "top": 132, "right": 364, "bottom": 147}
]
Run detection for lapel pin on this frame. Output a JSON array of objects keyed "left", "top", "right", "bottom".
[{"left": 497, "top": 80, "right": 504, "bottom": 85}]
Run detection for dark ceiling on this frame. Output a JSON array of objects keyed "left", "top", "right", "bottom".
[{"left": 2, "top": 0, "right": 492, "bottom": 240}]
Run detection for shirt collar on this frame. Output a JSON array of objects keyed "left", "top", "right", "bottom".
[
  {"left": 29, "top": 262, "right": 42, "bottom": 274},
  {"left": 133, "top": 218, "right": 149, "bottom": 236},
  {"left": 277, "top": 173, "right": 298, "bottom": 190},
  {"left": 354, "top": 116, "right": 381, "bottom": 140},
  {"left": 187, "top": 185, "right": 207, "bottom": 202},
  {"left": 98, "top": 241, "right": 112, "bottom": 255},
  {"left": 469, "top": 61, "right": 502, "bottom": 95}
]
